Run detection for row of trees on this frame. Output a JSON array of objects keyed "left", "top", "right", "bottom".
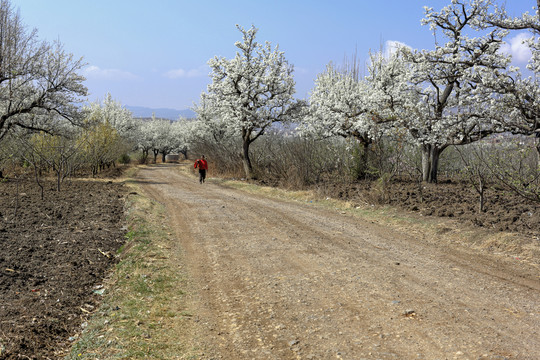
[
  {"left": 193, "top": 0, "right": 539, "bottom": 186},
  {"left": 0, "top": 92, "right": 192, "bottom": 187},
  {"left": 0, "top": 0, "right": 193, "bottom": 185},
  {"left": 0, "top": 0, "right": 538, "bottom": 207}
]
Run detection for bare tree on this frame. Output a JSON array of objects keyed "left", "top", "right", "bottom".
[{"left": 454, "top": 145, "right": 491, "bottom": 213}]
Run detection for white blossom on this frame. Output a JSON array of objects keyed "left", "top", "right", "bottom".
[
  {"left": 194, "top": 25, "right": 301, "bottom": 178},
  {"left": 301, "top": 63, "right": 373, "bottom": 141},
  {"left": 0, "top": 0, "right": 87, "bottom": 141},
  {"left": 83, "top": 93, "right": 137, "bottom": 141}
]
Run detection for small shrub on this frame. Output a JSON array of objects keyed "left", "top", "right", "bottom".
[
  {"left": 137, "top": 152, "right": 148, "bottom": 165},
  {"left": 118, "top": 153, "right": 131, "bottom": 165}
]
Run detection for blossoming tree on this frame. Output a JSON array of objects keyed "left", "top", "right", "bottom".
[
  {"left": 195, "top": 25, "right": 301, "bottom": 179},
  {"left": 482, "top": 0, "right": 539, "bottom": 141},
  {"left": 301, "top": 62, "right": 377, "bottom": 179},
  {"left": 0, "top": 0, "right": 87, "bottom": 142},
  {"left": 83, "top": 94, "right": 137, "bottom": 143},
  {"left": 401, "top": 0, "right": 512, "bottom": 182}
]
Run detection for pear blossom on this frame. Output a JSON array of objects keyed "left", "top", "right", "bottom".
[
  {"left": 83, "top": 94, "right": 137, "bottom": 142},
  {"left": 400, "top": 0, "right": 512, "bottom": 182},
  {"left": 0, "top": 0, "right": 87, "bottom": 141},
  {"left": 482, "top": 0, "right": 540, "bottom": 138},
  {"left": 194, "top": 25, "right": 302, "bottom": 179}
]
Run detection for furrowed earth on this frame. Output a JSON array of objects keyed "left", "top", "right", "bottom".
[
  {"left": 0, "top": 163, "right": 538, "bottom": 359},
  {"left": 0, "top": 176, "right": 126, "bottom": 359}
]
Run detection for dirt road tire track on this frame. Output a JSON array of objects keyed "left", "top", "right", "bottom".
[{"left": 135, "top": 164, "right": 540, "bottom": 359}]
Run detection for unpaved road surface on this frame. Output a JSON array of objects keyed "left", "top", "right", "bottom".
[{"left": 136, "top": 164, "right": 540, "bottom": 359}]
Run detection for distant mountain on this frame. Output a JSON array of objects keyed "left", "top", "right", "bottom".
[{"left": 125, "top": 105, "right": 196, "bottom": 120}]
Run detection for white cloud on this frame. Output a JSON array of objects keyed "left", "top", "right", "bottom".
[
  {"left": 164, "top": 66, "right": 208, "bottom": 79},
  {"left": 83, "top": 65, "right": 138, "bottom": 80},
  {"left": 384, "top": 40, "right": 411, "bottom": 59},
  {"left": 500, "top": 32, "right": 533, "bottom": 64},
  {"left": 164, "top": 68, "right": 186, "bottom": 78}
]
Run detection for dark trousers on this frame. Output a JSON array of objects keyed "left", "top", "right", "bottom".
[{"left": 199, "top": 169, "right": 206, "bottom": 183}]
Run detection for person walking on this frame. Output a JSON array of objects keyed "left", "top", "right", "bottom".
[{"left": 194, "top": 155, "right": 208, "bottom": 184}]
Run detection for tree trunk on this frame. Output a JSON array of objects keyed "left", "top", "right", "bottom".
[
  {"left": 350, "top": 134, "right": 371, "bottom": 180},
  {"left": 141, "top": 149, "right": 149, "bottom": 164},
  {"left": 356, "top": 141, "right": 369, "bottom": 180},
  {"left": 478, "top": 176, "right": 485, "bottom": 213},
  {"left": 421, "top": 144, "right": 431, "bottom": 182},
  {"left": 57, "top": 171, "right": 61, "bottom": 192},
  {"left": 32, "top": 165, "right": 44, "bottom": 200},
  {"left": 421, "top": 144, "right": 443, "bottom": 183},
  {"left": 152, "top": 149, "right": 159, "bottom": 163},
  {"left": 242, "top": 139, "right": 253, "bottom": 179},
  {"left": 161, "top": 152, "right": 167, "bottom": 163},
  {"left": 429, "top": 146, "right": 441, "bottom": 183}
]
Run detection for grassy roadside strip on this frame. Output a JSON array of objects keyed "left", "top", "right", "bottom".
[{"left": 66, "top": 171, "right": 198, "bottom": 359}]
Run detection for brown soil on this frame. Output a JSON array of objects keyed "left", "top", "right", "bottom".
[
  {"left": 135, "top": 164, "right": 540, "bottom": 359},
  {"left": 315, "top": 179, "right": 539, "bottom": 238},
  {"left": 0, "top": 177, "right": 126, "bottom": 359},
  {"left": 1, "top": 162, "right": 539, "bottom": 359}
]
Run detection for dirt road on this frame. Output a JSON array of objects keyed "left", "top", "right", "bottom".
[{"left": 135, "top": 164, "right": 540, "bottom": 359}]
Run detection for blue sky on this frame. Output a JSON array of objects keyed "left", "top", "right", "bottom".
[{"left": 13, "top": 0, "right": 535, "bottom": 110}]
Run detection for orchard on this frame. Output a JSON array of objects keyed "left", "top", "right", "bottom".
[{"left": 0, "top": 0, "right": 539, "bottom": 358}]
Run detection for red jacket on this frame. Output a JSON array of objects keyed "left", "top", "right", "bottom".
[{"left": 194, "top": 159, "right": 208, "bottom": 170}]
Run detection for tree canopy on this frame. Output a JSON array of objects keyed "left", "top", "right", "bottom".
[
  {"left": 0, "top": 0, "right": 87, "bottom": 142},
  {"left": 195, "top": 25, "right": 301, "bottom": 179}
]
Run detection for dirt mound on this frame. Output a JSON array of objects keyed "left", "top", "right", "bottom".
[
  {"left": 0, "top": 178, "right": 126, "bottom": 359},
  {"left": 315, "top": 178, "right": 539, "bottom": 237}
]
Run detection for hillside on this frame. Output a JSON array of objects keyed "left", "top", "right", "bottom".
[{"left": 125, "top": 105, "right": 196, "bottom": 120}]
